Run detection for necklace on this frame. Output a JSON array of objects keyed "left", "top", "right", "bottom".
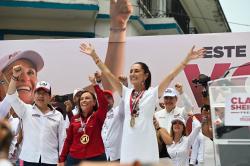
[
  {"left": 129, "top": 90, "right": 145, "bottom": 127},
  {"left": 78, "top": 114, "right": 93, "bottom": 144}
]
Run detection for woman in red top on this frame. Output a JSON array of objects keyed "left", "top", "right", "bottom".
[{"left": 58, "top": 76, "right": 108, "bottom": 166}]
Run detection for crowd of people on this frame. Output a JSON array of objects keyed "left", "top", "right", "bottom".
[{"left": 0, "top": 0, "right": 212, "bottom": 166}]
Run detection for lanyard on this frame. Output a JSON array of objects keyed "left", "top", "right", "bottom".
[
  {"left": 129, "top": 90, "right": 145, "bottom": 115},
  {"left": 79, "top": 113, "right": 93, "bottom": 133}
]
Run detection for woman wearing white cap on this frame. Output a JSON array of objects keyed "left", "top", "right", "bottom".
[
  {"left": 0, "top": 50, "right": 44, "bottom": 165},
  {"left": 80, "top": 40, "right": 205, "bottom": 164},
  {"left": 0, "top": 50, "right": 44, "bottom": 105},
  {"left": 156, "top": 116, "right": 201, "bottom": 166}
]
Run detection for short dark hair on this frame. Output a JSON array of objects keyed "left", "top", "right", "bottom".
[
  {"left": 201, "top": 104, "right": 210, "bottom": 112},
  {"left": 133, "top": 62, "right": 151, "bottom": 90}
]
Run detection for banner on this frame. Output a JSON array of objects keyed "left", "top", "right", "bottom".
[{"left": 1, "top": 32, "right": 250, "bottom": 109}]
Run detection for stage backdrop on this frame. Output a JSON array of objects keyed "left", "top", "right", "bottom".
[{"left": 0, "top": 32, "right": 249, "bottom": 109}]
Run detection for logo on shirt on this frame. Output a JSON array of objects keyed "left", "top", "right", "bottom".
[
  {"left": 47, "top": 117, "right": 57, "bottom": 122},
  {"left": 32, "top": 114, "right": 41, "bottom": 118}
]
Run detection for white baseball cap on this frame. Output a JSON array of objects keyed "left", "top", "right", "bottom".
[
  {"left": 171, "top": 116, "right": 186, "bottom": 126},
  {"left": 35, "top": 81, "right": 51, "bottom": 94},
  {"left": 163, "top": 88, "right": 177, "bottom": 97},
  {"left": 0, "top": 50, "right": 44, "bottom": 72}
]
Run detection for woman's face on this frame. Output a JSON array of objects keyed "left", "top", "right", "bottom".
[
  {"left": 1, "top": 59, "right": 37, "bottom": 104},
  {"left": 79, "top": 92, "right": 96, "bottom": 114},
  {"left": 172, "top": 120, "right": 184, "bottom": 134},
  {"left": 129, "top": 64, "right": 147, "bottom": 88}
]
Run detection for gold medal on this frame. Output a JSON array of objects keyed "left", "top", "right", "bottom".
[
  {"left": 80, "top": 134, "right": 89, "bottom": 144},
  {"left": 130, "top": 115, "right": 136, "bottom": 127}
]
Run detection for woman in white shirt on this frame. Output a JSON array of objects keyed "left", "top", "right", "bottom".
[
  {"left": 157, "top": 116, "right": 201, "bottom": 166},
  {"left": 80, "top": 43, "right": 205, "bottom": 164}
]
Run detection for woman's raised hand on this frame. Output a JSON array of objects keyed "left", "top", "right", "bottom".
[
  {"left": 12, "top": 65, "right": 23, "bottom": 78},
  {"left": 110, "top": 0, "right": 133, "bottom": 28},
  {"left": 80, "top": 43, "right": 95, "bottom": 56},
  {"left": 186, "top": 46, "right": 206, "bottom": 61}
]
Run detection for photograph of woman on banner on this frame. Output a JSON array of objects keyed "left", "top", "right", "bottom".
[
  {"left": 79, "top": 42, "right": 206, "bottom": 164},
  {"left": 0, "top": 50, "right": 44, "bottom": 115},
  {"left": 0, "top": 50, "right": 44, "bottom": 165}
]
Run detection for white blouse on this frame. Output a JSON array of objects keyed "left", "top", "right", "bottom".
[
  {"left": 120, "top": 85, "right": 159, "bottom": 164},
  {"left": 167, "top": 119, "right": 201, "bottom": 166}
]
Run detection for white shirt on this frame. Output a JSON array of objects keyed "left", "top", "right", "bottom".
[
  {"left": 190, "top": 132, "right": 205, "bottom": 165},
  {"left": 0, "top": 98, "right": 22, "bottom": 163},
  {"left": 155, "top": 93, "right": 193, "bottom": 133},
  {"left": 0, "top": 97, "right": 11, "bottom": 119},
  {"left": 0, "top": 159, "right": 12, "bottom": 166},
  {"left": 8, "top": 116, "right": 21, "bottom": 164},
  {"left": 101, "top": 101, "right": 124, "bottom": 161},
  {"left": 167, "top": 119, "right": 201, "bottom": 166},
  {"left": 120, "top": 85, "right": 159, "bottom": 164},
  {"left": 203, "top": 136, "right": 215, "bottom": 166},
  {"left": 6, "top": 91, "right": 66, "bottom": 164}
]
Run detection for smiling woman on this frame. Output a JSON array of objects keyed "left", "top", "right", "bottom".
[
  {"left": 2, "top": 59, "right": 37, "bottom": 104},
  {"left": 0, "top": 50, "right": 44, "bottom": 120},
  {"left": 59, "top": 75, "right": 109, "bottom": 166},
  {"left": 80, "top": 42, "right": 205, "bottom": 164},
  {"left": 0, "top": 50, "right": 44, "bottom": 104}
]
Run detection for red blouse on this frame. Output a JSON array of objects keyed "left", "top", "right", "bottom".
[{"left": 59, "top": 85, "right": 108, "bottom": 162}]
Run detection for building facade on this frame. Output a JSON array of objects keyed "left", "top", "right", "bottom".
[{"left": 0, "top": 0, "right": 231, "bottom": 40}]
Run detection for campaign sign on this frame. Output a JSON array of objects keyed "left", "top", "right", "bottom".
[{"left": 225, "top": 93, "right": 250, "bottom": 126}]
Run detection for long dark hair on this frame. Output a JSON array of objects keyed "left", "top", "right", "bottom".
[
  {"left": 133, "top": 62, "right": 151, "bottom": 90},
  {"left": 77, "top": 90, "right": 98, "bottom": 115}
]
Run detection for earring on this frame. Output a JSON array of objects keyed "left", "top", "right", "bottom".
[{"left": 0, "top": 80, "right": 5, "bottom": 85}]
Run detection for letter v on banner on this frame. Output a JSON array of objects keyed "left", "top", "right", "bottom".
[
  {"left": 184, "top": 63, "right": 231, "bottom": 107},
  {"left": 233, "top": 62, "right": 250, "bottom": 76}
]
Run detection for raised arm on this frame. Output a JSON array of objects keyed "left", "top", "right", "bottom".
[
  {"left": 158, "top": 46, "right": 206, "bottom": 98},
  {"left": 153, "top": 116, "right": 173, "bottom": 145},
  {"left": 80, "top": 43, "right": 123, "bottom": 96},
  {"left": 188, "top": 116, "right": 201, "bottom": 147},
  {"left": 175, "top": 82, "right": 194, "bottom": 120},
  {"left": 103, "top": 0, "right": 133, "bottom": 90},
  {"left": 5, "top": 65, "right": 27, "bottom": 118}
]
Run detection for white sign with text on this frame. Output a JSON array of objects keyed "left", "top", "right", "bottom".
[{"left": 225, "top": 93, "right": 250, "bottom": 126}]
